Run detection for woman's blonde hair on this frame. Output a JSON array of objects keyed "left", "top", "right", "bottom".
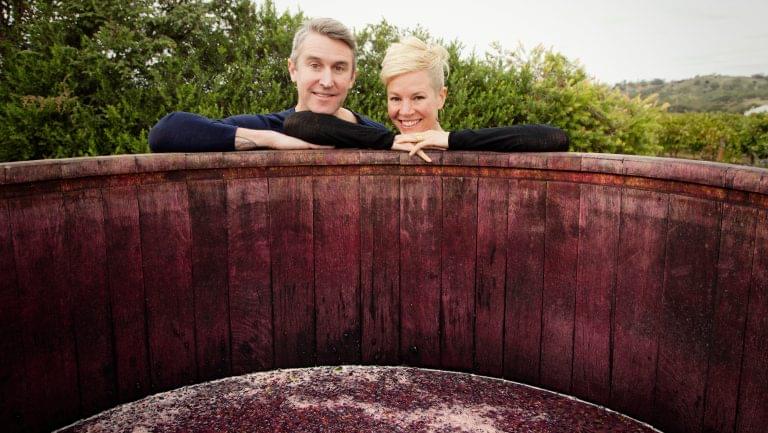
[{"left": 380, "top": 36, "right": 449, "bottom": 91}]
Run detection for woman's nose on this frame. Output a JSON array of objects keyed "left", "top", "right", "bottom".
[{"left": 400, "top": 100, "right": 413, "bottom": 114}]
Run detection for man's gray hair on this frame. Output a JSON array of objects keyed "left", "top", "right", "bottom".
[{"left": 290, "top": 18, "right": 357, "bottom": 69}]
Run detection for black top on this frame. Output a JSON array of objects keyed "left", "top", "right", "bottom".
[
  {"left": 283, "top": 111, "right": 569, "bottom": 152},
  {"left": 148, "top": 108, "right": 387, "bottom": 152}
]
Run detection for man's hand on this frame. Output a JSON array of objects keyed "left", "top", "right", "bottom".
[
  {"left": 235, "top": 128, "right": 335, "bottom": 150},
  {"left": 394, "top": 130, "right": 450, "bottom": 157}
]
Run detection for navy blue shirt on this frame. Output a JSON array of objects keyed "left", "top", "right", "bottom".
[{"left": 149, "top": 108, "right": 387, "bottom": 152}]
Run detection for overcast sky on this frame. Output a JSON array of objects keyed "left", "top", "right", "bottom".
[{"left": 271, "top": 0, "right": 768, "bottom": 85}]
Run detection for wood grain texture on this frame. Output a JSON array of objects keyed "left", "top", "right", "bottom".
[
  {"left": 440, "top": 176, "right": 477, "bottom": 371},
  {"left": 226, "top": 178, "right": 273, "bottom": 374},
  {"left": 736, "top": 209, "right": 768, "bottom": 433},
  {"left": 572, "top": 184, "right": 620, "bottom": 406},
  {"left": 504, "top": 179, "right": 546, "bottom": 384},
  {"left": 703, "top": 204, "right": 756, "bottom": 433},
  {"left": 474, "top": 177, "right": 508, "bottom": 376},
  {"left": 0, "top": 199, "right": 26, "bottom": 433},
  {"left": 654, "top": 195, "right": 720, "bottom": 433},
  {"left": 540, "top": 181, "right": 580, "bottom": 394},
  {"left": 612, "top": 189, "right": 668, "bottom": 422},
  {"left": 188, "top": 180, "right": 231, "bottom": 381},
  {"left": 400, "top": 176, "right": 442, "bottom": 367},
  {"left": 138, "top": 182, "right": 196, "bottom": 391},
  {"left": 64, "top": 188, "right": 116, "bottom": 415},
  {"left": 9, "top": 193, "right": 79, "bottom": 431},
  {"left": 102, "top": 186, "right": 150, "bottom": 403},
  {"left": 314, "top": 176, "right": 361, "bottom": 365},
  {"left": 360, "top": 176, "right": 400, "bottom": 365},
  {"left": 269, "top": 176, "right": 315, "bottom": 368}
]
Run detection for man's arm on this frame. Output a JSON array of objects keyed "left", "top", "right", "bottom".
[
  {"left": 234, "top": 128, "right": 333, "bottom": 150},
  {"left": 149, "top": 110, "right": 328, "bottom": 152}
]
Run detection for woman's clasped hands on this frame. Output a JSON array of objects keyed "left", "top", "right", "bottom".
[{"left": 391, "top": 130, "right": 450, "bottom": 162}]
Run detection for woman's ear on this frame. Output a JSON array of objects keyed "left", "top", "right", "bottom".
[{"left": 438, "top": 87, "right": 448, "bottom": 109}]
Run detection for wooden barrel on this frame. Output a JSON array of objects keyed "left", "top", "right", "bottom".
[{"left": 1, "top": 151, "right": 766, "bottom": 433}]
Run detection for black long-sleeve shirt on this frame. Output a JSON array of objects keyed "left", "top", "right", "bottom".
[
  {"left": 148, "top": 108, "right": 387, "bottom": 152},
  {"left": 283, "top": 111, "right": 569, "bottom": 152}
]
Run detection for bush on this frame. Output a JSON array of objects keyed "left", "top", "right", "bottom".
[{"left": 1, "top": 0, "right": 764, "bottom": 166}]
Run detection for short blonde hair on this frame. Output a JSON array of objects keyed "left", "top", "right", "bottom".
[
  {"left": 380, "top": 36, "right": 449, "bottom": 91},
  {"left": 290, "top": 18, "right": 357, "bottom": 70}
]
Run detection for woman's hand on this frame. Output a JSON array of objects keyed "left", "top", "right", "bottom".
[
  {"left": 391, "top": 141, "right": 432, "bottom": 162},
  {"left": 394, "top": 130, "right": 450, "bottom": 157}
]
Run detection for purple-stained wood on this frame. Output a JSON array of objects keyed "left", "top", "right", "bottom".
[
  {"left": 138, "top": 182, "right": 197, "bottom": 391},
  {"left": 504, "top": 179, "right": 546, "bottom": 385},
  {"left": 612, "top": 189, "right": 668, "bottom": 421},
  {"left": 654, "top": 195, "right": 721, "bottom": 433},
  {"left": 736, "top": 209, "right": 768, "bottom": 433},
  {"left": 64, "top": 188, "right": 116, "bottom": 414},
  {"left": 3, "top": 152, "right": 768, "bottom": 433},
  {"left": 269, "top": 176, "right": 315, "bottom": 368},
  {"left": 540, "top": 181, "right": 580, "bottom": 394},
  {"left": 474, "top": 177, "right": 508, "bottom": 376},
  {"left": 226, "top": 178, "right": 273, "bottom": 374},
  {"left": 9, "top": 193, "right": 79, "bottom": 431},
  {"left": 313, "top": 176, "right": 362, "bottom": 365},
  {"left": 400, "top": 176, "right": 442, "bottom": 367},
  {"left": 102, "top": 186, "right": 150, "bottom": 403},
  {"left": 360, "top": 175, "right": 400, "bottom": 365},
  {"left": 188, "top": 180, "right": 231, "bottom": 381},
  {"left": 703, "top": 204, "right": 756, "bottom": 433},
  {"left": 440, "top": 176, "right": 477, "bottom": 371},
  {"left": 572, "top": 184, "right": 620, "bottom": 406},
  {"left": 0, "top": 200, "right": 26, "bottom": 433}
]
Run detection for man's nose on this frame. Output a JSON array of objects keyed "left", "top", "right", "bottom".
[{"left": 319, "top": 67, "right": 333, "bottom": 87}]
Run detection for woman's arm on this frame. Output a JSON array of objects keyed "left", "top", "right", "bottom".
[{"left": 395, "top": 125, "right": 570, "bottom": 154}]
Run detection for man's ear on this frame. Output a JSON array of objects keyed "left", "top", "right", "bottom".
[
  {"left": 349, "top": 68, "right": 357, "bottom": 89},
  {"left": 288, "top": 59, "right": 297, "bottom": 82}
]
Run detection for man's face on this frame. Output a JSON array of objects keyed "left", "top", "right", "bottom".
[{"left": 288, "top": 32, "right": 356, "bottom": 115}]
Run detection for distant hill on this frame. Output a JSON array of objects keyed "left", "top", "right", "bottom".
[{"left": 614, "top": 74, "right": 768, "bottom": 113}]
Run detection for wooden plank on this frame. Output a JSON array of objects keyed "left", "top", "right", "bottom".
[
  {"left": 188, "top": 180, "right": 231, "bottom": 381},
  {"left": 572, "top": 184, "right": 620, "bottom": 405},
  {"left": 736, "top": 209, "right": 768, "bottom": 433},
  {"left": 314, "top": 176, "right": 361, "bottom": 365},
  {"left": 138, "top": 182, "right": 196, "bottom": 391},
  {"left": 227, "top": 178, "right": 273, "bottom": 374},
  {"left": 0, "top": 199, "right": 27, "bottom": 433},
  {"left": 360, "top": 176, "right": 400, "bottom": 365},
  {"left": 654, "top": 195, "right": 720, "bottom": 433},
  {"left": 400, "top": 176, "right": 442, "bottom": 367},
  {"left": 540, "top": 181, "right": 580, "bottom": 394},
  {"left": 703, "top": 204, "right": 756, "bottom": 433},
  {"left": 102, "top": 186, "right": 150, "bottom": 403},
  {"left": 9, "top": 193, "right": 79, "bottom": 431},
  {"left": 269, "top": 176, "right": 315, "bottom": 368},
  {"left": 440, "top": 176, "right": 477, "bottom": 371},
  {"left": 474, "top": 177, "right": 508, "bottom": 377},
  {"left": 64, "top": 188, "right": 116, "bottom": 415},
  {"left": 612, "top": 189, "right": 667, "bottom": 422},
  {"left": 504, "top": 179, "right": 546, "bottom": 385}
]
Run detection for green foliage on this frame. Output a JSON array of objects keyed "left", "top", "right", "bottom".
[
  {"left": 616, "top": 74, "right": 768, "bottom": 114},
  {"left": 658, "top": 112, "right": 768, "bottom": 166},
  {"left": 1, "top": 0, "right": 766, "bottom": 166}
]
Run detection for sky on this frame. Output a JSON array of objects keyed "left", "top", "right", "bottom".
[{"left": 271, "top": 0, "right": 768, "bottom": 85}]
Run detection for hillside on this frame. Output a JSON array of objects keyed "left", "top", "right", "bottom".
[{"left": 614, "top": 74, "right": 768, "bottom": 113}]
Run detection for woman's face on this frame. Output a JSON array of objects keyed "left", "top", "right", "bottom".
[{"left": 386, "top": 70, "right": 447, "bottom": 133}]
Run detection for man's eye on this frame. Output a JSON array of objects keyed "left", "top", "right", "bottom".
[
  {"left": 334, "top": 65, "right": 347, "bottom": 72},
  {"left": 309, "top": 63, "right": 321, "bottom": 69}
]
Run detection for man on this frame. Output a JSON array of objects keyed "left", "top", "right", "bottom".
[{"left": 148, "top": 17, "right": 386, "bottom": 153}]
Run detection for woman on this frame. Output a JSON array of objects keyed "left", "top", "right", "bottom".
[{"left": 284, "top": 37, "right": 569, "bottom": 161}]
